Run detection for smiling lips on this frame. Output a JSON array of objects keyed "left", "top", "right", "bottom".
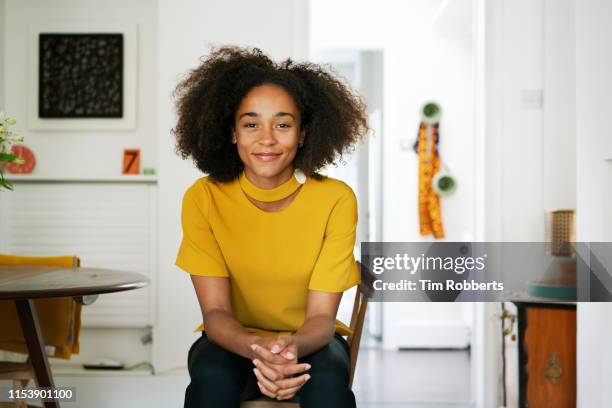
[{"left": 253, "top": 152, "right": 282, "bottom": 162}]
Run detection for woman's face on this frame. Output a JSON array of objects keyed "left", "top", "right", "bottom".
[{"left": 233, "top": 83, "right": 304, "bottom": 188}]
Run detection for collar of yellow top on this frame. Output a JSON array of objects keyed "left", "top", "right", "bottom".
[{"left": 239, "top": 171, "right": 303, "bottom": 202}]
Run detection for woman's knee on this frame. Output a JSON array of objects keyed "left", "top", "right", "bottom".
[
  {"left": 184, "top": 336, "right": 248, "bottom": 407},
  {"left": 301, "top": 338, "right": 350, "bottom": 383},
  {"left": 296, "top": 337, "right": 355, "bottom": 407},
  {"left": 190, "top": 357, "right": 242, "bottom": 389},
  {"left": 298, "top": 375, "right": 356, "bottom": 408}
]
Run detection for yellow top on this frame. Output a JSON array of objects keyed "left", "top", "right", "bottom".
[{"left": 175, "top": 172, "right": 360, "bottom": 337}]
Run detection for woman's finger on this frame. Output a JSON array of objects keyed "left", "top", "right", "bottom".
[
  {"left": 257, "top": 381, "right": 277, "bottom": 399},
  {"left": 276, "top": 385, "right": 302, "bottom": 400},
  {"left": 273, "top": 336, "right": 298, "bottom": 360},
  {"left": 251, "top": 344, "right": 288, "bottom": 365},
  {"left": 269, "top": 337, "right": 287, "bottom": 354},
  {"left": 253, "top": 359, "right": 282, "bottom": 382},
  {"left": 275, "top": 373, "right": 310, "bottom": 390},
  {"left": 254, "top": 368, "right": 279, "bottom": 393},
  {"left": 279, "top": 344, "right": 297, "bottom": 360},
  {"left": 276, "top": 362, "right": 311, "bottom": 377}
]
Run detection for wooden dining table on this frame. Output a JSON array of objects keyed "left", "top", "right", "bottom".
[{"left": 0, "top": 265, "right": 149, "bottom": 408}]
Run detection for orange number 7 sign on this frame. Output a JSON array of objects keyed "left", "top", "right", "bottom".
[{"left": 123, "top": 149, "right": 141, "bottom": 175}]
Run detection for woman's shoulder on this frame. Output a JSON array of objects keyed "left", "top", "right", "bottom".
[
  {"left": 182, "top": 175, "right": 235, "bottom": 209},
  {"left": 184, "top": 176, "right": 211, "bottom": 198},
  {"left": 306, "top": 175, "right": 358, "bottom": 228},
  {"left": 185, "top": 175, "right": 235, "bottom": 196},
  {"left": 306, "top": 174, "right": 356, "bottom": 202}
]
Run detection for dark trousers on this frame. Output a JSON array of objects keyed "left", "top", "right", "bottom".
[{"left": 184, "top": 332, "right": 357, "bottom": 408}]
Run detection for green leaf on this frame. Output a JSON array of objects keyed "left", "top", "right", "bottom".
[
  {"left": 0, "top": 169, "right": 13, "bottom": 191},
  {"left": 0, "top": 152, "right": 18, "bottom": 163}
]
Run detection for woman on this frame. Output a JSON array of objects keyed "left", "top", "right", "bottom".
[{"left": 173, "top": 46, "right": 368, "bottom": 408}]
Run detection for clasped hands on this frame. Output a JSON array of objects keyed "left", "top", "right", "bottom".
[{"left": 250, "top": 335, "right": 311, "bottom": 400}]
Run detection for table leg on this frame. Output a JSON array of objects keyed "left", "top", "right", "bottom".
[{"left": 14, "top": 299, "right": 60, "bottom": 408}]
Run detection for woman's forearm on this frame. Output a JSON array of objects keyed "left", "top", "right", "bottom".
[
  {"left": 293, "top": 315, "right": 337, "bottom": 357},
  {"left": 204, "top": 309, "right": 259, "bottom": 359}
]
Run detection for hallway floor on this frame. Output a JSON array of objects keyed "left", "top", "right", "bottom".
[{"left": 353, "top": 348, "right": 472, "bottom": 407}]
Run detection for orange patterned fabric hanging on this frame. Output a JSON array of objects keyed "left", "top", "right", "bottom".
[{"left": 417, "top": 122, "right": 445, "bottom": 238}]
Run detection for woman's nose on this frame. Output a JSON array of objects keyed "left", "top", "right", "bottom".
[{"left": 259, "top": 126, "right": 277, "bottom": 145}]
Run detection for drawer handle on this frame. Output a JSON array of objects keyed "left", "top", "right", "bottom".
[{"left": 544, "top": 352, "right": 563, "bottom": 384}]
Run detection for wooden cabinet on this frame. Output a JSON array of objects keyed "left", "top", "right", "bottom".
[{"left": 507, "top": 302, "right": 576, "bottom": 408}]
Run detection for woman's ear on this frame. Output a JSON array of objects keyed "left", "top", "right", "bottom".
[
  {"left": 231, "top": 130, "right": 237, "bottom": 144},
  {"left": 298, "top": 129, "right": 305, "bottom": 147}
]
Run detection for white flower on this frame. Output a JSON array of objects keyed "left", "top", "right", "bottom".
[{"left": 8, "top": 133, "right": 23, "bottom": 142}]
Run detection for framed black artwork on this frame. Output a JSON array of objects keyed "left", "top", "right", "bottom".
[{"left": 38, "top": 33, "right": 124, "bottom": 118}]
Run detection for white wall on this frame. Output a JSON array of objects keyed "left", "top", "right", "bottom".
[
  {"left": 500, "top": 0, "right": 546, "bottom": 240},
  {"left": 575, "top": 0, "right": 612, "bottom": 406},
  {"left": 155, "top": 0, "right": 307, "bottom": 372},
  {"left": 2, "top": 0, "right": 158, "bottom": 177},
  {"left": 473, "top": 2, "right": 495, "bottom": 406},
  {"left": 543, "top": 0, "right": 576, "bottom": 210},
  {"left": 487, "top": 0, "right": 576, "bottom": 242},
  {"left": 0, "top": 0, "right": 5, "bottom": 110}
]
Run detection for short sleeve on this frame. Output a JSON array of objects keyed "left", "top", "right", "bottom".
[
  {"left": 175, "top": 180, "right": 229, "bottom": 277},
  {"left": 308, "top": 186, "right": 360, "bottom": 292}
]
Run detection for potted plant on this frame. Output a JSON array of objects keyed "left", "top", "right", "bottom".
[{"left": 0, "top": 112, "right": 25, "bottom": 191}]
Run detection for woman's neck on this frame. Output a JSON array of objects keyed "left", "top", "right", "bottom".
[
  {"left": 239, "top": 167, "right": 304, "bottom": 211},
  {"left": 244, "top": 186, "right": 303, "bottom": 212},
  {"left": 243, "top": 167, "right": 293, "bottom": 190}
]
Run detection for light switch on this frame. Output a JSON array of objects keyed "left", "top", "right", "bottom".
[{"left": 521, "top": 89, "right": 544, "bottom": 109}]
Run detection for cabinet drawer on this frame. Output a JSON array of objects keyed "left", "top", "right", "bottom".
[{"left": 520, "top": 305, "right": 576, "bottom": 408}]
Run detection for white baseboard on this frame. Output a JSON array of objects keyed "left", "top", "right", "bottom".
[{"left": 384, "top": 321, "right": 471, "bottom": 349}]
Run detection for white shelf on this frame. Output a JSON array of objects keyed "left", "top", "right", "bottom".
[
  {"left": 51, "top": 363, "right": 153, "bottom": 377},
  {"left": 4, "top": 174, "right": 158, "bottom": 183}
]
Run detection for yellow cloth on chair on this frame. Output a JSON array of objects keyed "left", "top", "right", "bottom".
[{"left": 0, "top": 254, "right": 82, "bottom": 359}]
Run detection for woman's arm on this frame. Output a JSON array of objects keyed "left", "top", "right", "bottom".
[
  {"left": 252, "top": 289, "right": 342, "bottom": 364},
  {"left": 190, "top": 275, "right": 260, "bottom": 359},
  {"left": 293, "top": 290, "right": 342, "bottom": 356}
]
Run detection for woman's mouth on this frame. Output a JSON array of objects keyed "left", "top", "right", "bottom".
[{"left": 253, "top": 152, "right": 282, "bottom": 162}]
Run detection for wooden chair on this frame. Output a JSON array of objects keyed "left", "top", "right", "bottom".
[
  {"left": 240, "top": 261, "right": 374, "bottom": 408},
  {"left": 0, "top": 255, "right": 82, "bottom": 408}
]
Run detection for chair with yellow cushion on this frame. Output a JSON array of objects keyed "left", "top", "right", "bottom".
[
  {"left": 240, "top": 261, "right": 374, "bottom": 408},
  {"left": 0, "top": 254, "right": 83, "bottom": 408}
]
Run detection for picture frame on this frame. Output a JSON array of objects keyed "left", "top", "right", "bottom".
[
  {"left": 27, "top": 22, "right": 138, "bottom": 131},
  {"left": 38, "top": 33, "right": 124, "bottom": 119}
]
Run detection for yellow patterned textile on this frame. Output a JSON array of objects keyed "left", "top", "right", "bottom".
[
  {"left": 0, "top": 254, "right": 82, "bottom": 359},
  {"left": 417, "top": 122, "right": 445, "bottom": 238}
]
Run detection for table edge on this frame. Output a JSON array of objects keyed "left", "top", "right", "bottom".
[{"left": 0, "top": 279, "right": 149, "bottom": 300}]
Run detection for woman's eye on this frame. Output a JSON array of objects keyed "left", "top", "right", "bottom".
[
  {"left": 277, "top": 123, "right": 291, "bottom": 128},
  {"left": 244, "top": 123, "right": 257, "bottom": 128}
]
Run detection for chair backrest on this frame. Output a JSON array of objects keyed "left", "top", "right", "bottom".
[
  {"left": 346, "top": 260, "right": 375, "bottom": 388},
  {"left": 0, "top": 254, "right": 82, "bottom": 359}
]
